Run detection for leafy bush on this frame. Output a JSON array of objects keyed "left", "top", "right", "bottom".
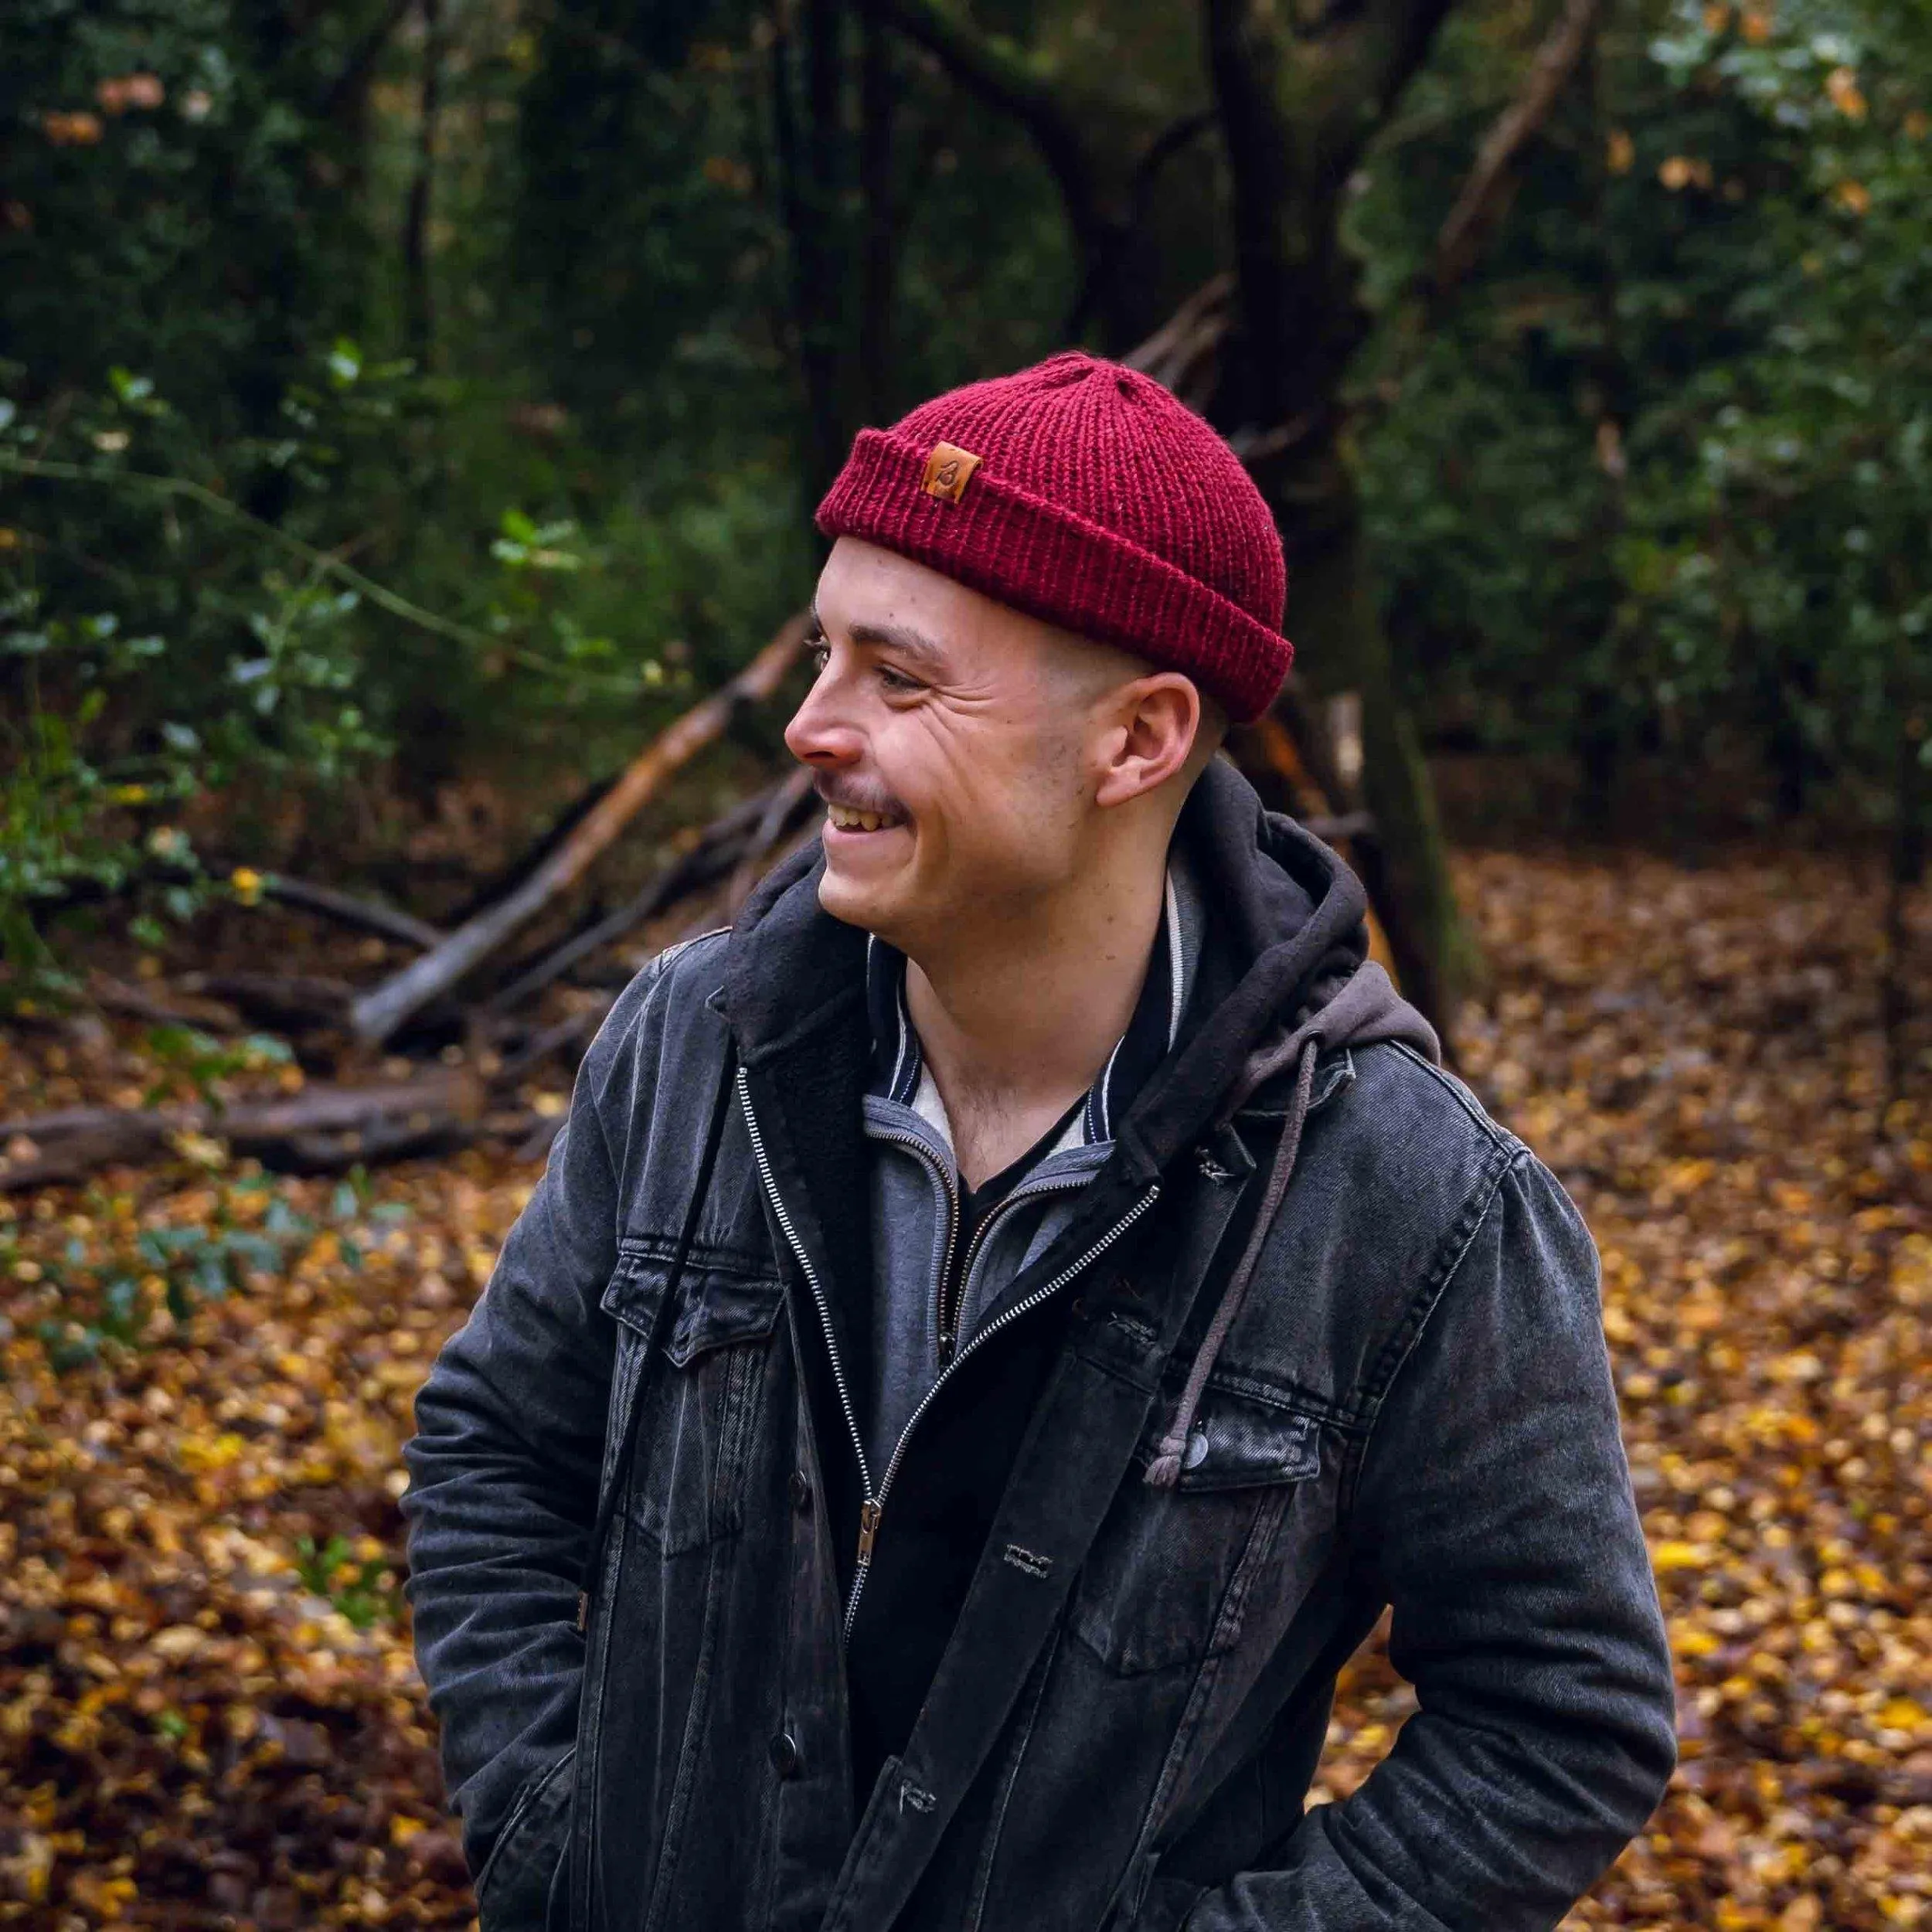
[{"left": 1357, "top": 0, "right": 1930, "bottom": 827}]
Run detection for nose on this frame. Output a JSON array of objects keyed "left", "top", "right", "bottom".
[{"left": 784, "top": 660, "right": 863, "bottom": 770}]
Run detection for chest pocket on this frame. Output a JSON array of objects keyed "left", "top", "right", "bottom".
[
  {"left": 600, "top": 1244, "right": 785, "bottom": 1557},
  {"left": 1069, "top": 1383, "right": 1323, "bottom": 1677}
]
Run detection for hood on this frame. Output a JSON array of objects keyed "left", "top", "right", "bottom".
[{"left": 1111, "top": 757, "right": 1437, "bottom": 1185}]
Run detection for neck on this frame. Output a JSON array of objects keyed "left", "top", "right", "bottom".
[{"left": 900, "top": 841, "right": 1169, "bottom": 1182}]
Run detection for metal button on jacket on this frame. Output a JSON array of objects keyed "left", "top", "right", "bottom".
[{"left": 769, "top": 1731, "right": 801, "bottom": 1777}]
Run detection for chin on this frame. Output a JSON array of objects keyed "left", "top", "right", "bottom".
[{"left": 816, "top": 866, "right": 894, "bottom": 935}]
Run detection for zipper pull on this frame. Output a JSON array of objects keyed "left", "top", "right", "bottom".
[
  {"left": 938, "top": 1328, "right": 955, "bottom": 1364},
  {"left": 857, "top": 1499, "right": 882, "bottom": 1563}
]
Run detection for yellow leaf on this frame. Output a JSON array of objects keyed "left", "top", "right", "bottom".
[
  {"left": 178, "top": 1431, "right": 245, "bottom": 1473},
  {"left": 1651, "top": 1540, "right": 1709, "bottom": 1573}
]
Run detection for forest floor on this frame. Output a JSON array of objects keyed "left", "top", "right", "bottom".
[{"left": 2, "top": 841, "right": 1929, "bottom": 1930}]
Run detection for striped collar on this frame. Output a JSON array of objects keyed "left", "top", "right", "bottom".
[{"left": 865, "top": 859, "right": 1200, "bottom": 1155}]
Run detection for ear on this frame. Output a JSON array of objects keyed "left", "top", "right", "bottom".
[{"left": 1093, "top": 675, "right": 1202, "bottom": 810}]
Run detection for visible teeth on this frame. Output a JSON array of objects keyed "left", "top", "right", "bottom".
[{"left": 829, "top": 804, "right": 889, "bottom": 832}]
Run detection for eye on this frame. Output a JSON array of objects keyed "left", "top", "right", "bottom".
[
  {"left": 805, "top": 634, "right": 831, "bottom": 675},
  {"left": 876, "top": 663, "right": 923, "bottom": 695}
]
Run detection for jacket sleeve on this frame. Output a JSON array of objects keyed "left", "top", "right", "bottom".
[
  {"left": 1154, "top": 1149, "right": 1677, "bottom": 1932},
  {"left": 400, "top": 957, "right": 668, "bottom": 1886}
]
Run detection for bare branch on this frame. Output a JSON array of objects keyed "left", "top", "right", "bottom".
[
  {"left": 877, "top": 0, "right": 1106, "bottom": 253},
  {"left": 349, "top": 614, "right": 811, "bottom": 1045},
  {"left": 1430, "top": 0, "right": 1607, "bottom": 300},
  {"left": 257, "top": 875, "right": 446, "bottom": 951},
  {"left": 481, "top": 780, "right": 793, "bottom": 1016},
  {"left": 1124, "top": 274, "right": 1234, "bottom": 401}
]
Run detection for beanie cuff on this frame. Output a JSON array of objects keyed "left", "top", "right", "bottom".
[{"left": 815, "top": 427, "right": 1291, "bottom": 723}]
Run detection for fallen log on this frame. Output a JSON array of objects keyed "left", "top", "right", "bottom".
[
  {"left": 87, "top": 970, "right": 243, "bottom": 1033},
  {"left": 493, "top": 1003, "right": 611, "bottom": 1086},
  {"left": 258, "top": 874, "right": 446, "bottom": 951},
  {"left": 179, "top": 971, "right": 358, "bottom": 1034},
  {"left": 349, "top": 614, "right": 810, "bottom": 1046},
  {"left": 434, "top": 767, "right": 624, "bottom": 931},
  {"left": 481, "top": 778, "right": 791, "bottom": 1017},
  {"left": 0, "top": 1071, "right": 487, "bottom": 1192},
  {"left": 0, "top": 768, "right": 827, "bottom": 1190}
]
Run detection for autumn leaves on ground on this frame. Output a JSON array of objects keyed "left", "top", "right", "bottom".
[{"left": 2, "top": 844, "right": 1928, "bottom": 1931}]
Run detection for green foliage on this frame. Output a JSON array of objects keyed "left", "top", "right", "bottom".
[
  {"left": 0, "top": 349, "right": 405, "bottom": 1004},
  {"left": 1355, "top": 0, "right": 1930, "bottom": 822},
  {"left": 5, "top": 1167, "right": 410, "bottom": 1372},
  {"left": 139, "top": 1025, "right": 294, "bottom": 1110},
  {"left": 2, "top": 0, "right": 371, "bottom": 426},
  {"left": 293, "top": 1533, "right": 404, "bottom": 1629},
  {"left": 5, "top": 0, "right": 1926, "bottom": 925}
]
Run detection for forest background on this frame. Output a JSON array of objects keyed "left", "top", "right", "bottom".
[{"left": 2, "top": 0, "right": 1930, "bottom": 1927}]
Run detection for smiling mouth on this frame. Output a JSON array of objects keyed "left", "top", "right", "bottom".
[{"left": 825, "top": 802, "right": 903, "bottom": 833}]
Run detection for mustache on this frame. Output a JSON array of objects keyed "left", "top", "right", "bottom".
[{"left": 811, "top": 774, "right": 908, "bottom": 821}]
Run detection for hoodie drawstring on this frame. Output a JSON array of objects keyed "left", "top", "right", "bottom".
[
  {"left": 576, "top": 1044, "right": 737, "bottom": 1634},
  {"left": 1144, "top": 1036, "right": 1319, "bottom": 1489}
]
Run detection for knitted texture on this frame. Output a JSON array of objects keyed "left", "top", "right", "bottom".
[{"left": 814, "top": 352, "right": 1291, "bottom": 722}]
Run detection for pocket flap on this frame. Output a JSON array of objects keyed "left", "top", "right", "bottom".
[
  {"left": 1134, "top": 1386, "right": 1321, "bottom": 1492},
  {"left": 600, "top": 1245, "right": 784, "bottom": 1364}
]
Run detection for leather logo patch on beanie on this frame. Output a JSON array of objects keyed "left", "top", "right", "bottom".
[
  {"left": 817, "top": 352, "right": 1292, "bottom": 722},
  {"left": 920, "top": 441, "right": 981, "bottom": 504}
]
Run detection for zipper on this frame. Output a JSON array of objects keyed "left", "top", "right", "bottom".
[
  {"left": 869, "top": 1122, "right": 963, "bottom": 1361},
  {"left": 942, "top": 1168, "right": 1086, "bottom": 1357},
  {"left": 872, "top": 1122, "right": 1097, "bottom": 1365},
  {"left": 846, "top": 1181, "right": 1160, "bottom": 1634},
  {"left": 744, "top": 1066, "right": 1159, "bottom": 1641}
]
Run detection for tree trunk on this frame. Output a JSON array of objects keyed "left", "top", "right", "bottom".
[
  {"left": 403, "top": 0, "right": 443, "bottom": 369},
  {"left": 1276, "top": 450, "right": 1473, "bottom": 1028},
  {"left": 771, "top": 0, "right": 852, "bottom": 500},
  {"left": 858, "top": 5, "right": 897, "bottom": 423},
  {"left": 1204, "top": 0, "right": 1473, "bottom": 1019}
]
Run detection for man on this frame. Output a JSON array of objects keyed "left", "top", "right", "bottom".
[{"left": 402, "top": 351, "right": 1675, "bottom": 1932}]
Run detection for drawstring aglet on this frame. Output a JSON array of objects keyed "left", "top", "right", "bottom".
[{"left": 1143, "top": 1433, "right": 1188, "bottom": 1490}]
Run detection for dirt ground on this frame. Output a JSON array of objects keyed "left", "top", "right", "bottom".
[{"left": 2, "top": 843, "right": 1928, "bottom": 1929}]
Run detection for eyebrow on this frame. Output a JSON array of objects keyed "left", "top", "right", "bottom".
[
  {"left": 850, "top": 621, "right": 947, "bottom": 672},
  {"left": 809, "top": 600, "right": 949, "bottom": 675}
]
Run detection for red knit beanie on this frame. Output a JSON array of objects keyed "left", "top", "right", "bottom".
[{"left": 813, "top": 351, "right": 1291, "bottom": 723}]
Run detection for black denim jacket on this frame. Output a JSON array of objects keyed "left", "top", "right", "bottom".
[{"left": 401, "top": 762, "right": 1675, "bottom": 1932}]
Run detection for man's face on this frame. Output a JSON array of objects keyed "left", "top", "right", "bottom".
[{"left": 784, "top": 538, "right": 1107, "bottom": 947}]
